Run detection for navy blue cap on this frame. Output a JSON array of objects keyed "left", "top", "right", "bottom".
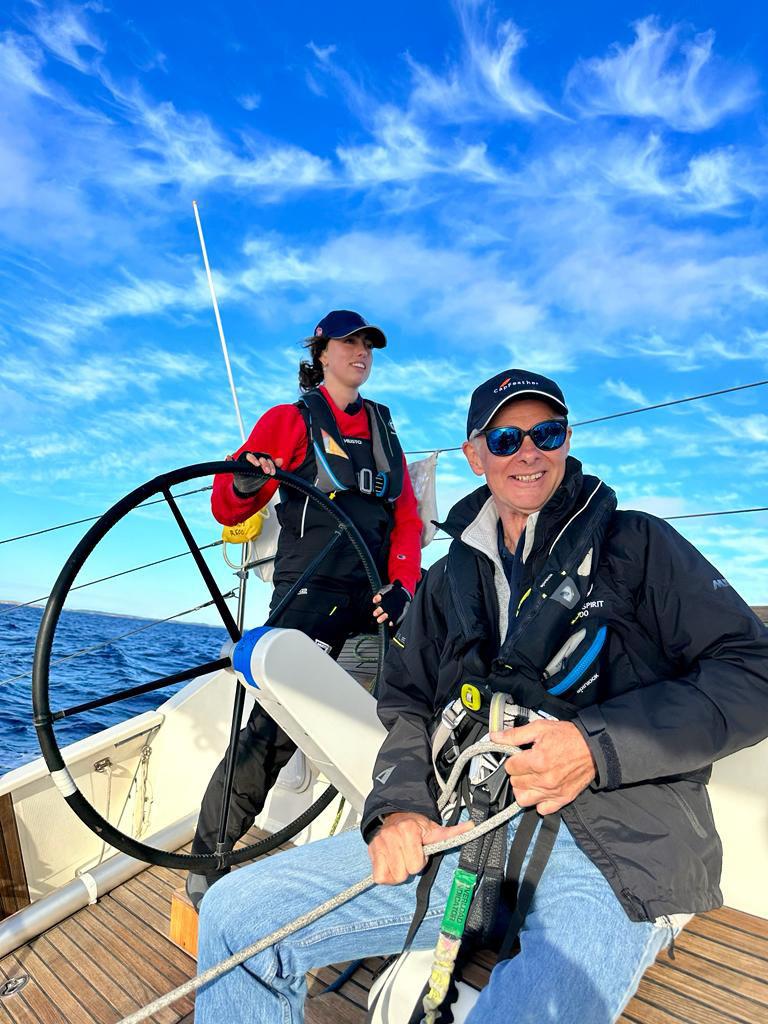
[
  {"left": 467, "top": 369, "right": 568, "bottom": 438},
  {"left": 314, "top": 310, "right": 386, "bottom": 348}
]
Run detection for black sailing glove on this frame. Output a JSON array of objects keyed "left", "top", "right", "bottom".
[
  {"left": 373, "top": 581, "right": 411, "bottom": 630},
  {"left": 232, "top": 451, "right": 274, "bottom": 498}
]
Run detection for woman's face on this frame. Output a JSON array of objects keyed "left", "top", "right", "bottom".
[{"left": 321, "top": 331, "right": 374, "bottom": 390}]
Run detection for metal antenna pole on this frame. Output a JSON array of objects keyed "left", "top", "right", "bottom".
[{"left": 192, "top": 200, "right": 247, "bottom": 443}]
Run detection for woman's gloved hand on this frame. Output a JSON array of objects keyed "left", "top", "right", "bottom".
[
  {"left": 372, "top": 581, "right": 411, "bottom": 630},
  {"left": 232, "top": 452, "right": 283, "bottom": 498}
]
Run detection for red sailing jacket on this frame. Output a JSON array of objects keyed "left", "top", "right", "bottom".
[{"left": 211, "top": 385, "right": 423, "bottom": 595}]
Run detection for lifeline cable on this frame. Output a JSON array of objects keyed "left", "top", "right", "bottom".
[
  {"left": 0, "top": 484, "right": 213, "bottom": 547},
  {"left": 3, "top": 379, "right": 767, "bottom": 548},
  {"left": 0, "top": 589, "right": 238, "bottom": 690},
  {"left": 403, "top": 377, "right": 768, "bottom": 454},
  {"left": 115, "top": 740, "right": 522, "bottom": 1024},
  {"left": 0, "top": 540, "right": 224, "bottom": 616},
  {"left": 425, "top": 503, "right": 768, "bottom": 543}
]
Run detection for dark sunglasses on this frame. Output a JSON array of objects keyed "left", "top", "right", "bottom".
[{"left": 480, "top": 419, "right": 568, "bottom": 457}]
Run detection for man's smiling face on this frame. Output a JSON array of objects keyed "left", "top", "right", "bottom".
[{"left": 463, "top": 398, "right": 571, "bottom": 517}]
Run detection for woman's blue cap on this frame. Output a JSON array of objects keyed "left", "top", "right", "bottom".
[{"left": 314, "top": 310, "right": 387, "bottom": 348}]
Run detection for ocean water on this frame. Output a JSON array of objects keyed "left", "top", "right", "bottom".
[{"left": 0, "top": 604, "right": 228, "bottom": 775}]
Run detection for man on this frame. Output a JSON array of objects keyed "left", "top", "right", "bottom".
[{"left": 196, "top": 369, "right": 768, "bottom": 1024}]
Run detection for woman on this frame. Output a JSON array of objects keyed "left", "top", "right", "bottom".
[{"left": 187, "top": 309, "right": 423, "bottom": 908}]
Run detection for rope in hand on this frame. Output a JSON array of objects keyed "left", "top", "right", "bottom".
[{"left": 116, "top": 740, "right": 521, "bottom": 1024}]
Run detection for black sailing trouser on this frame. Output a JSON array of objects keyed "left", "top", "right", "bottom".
[{"left": 190, "top": 581, "right": 374, "bottom": 873}]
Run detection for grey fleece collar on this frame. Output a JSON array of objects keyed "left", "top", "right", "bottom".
[{"left": 459, "top": 497, "right": 539, "bottom": 644}]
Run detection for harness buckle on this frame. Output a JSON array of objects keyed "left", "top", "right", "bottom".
[
  {"left": 357, "top": 467, "right": 374, "bottom": 495},
  {"left": 374, "top": 471, "right": 389, "bottom": 498},
  {"left": 441, "top": 699, "right": 466, "bottom": 732}
]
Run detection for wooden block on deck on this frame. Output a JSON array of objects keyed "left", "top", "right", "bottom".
[{"left": 170, "top": 886, "right": 199, "bottom": 958}]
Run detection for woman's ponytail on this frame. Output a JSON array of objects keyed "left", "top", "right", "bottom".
[{"left": 298, "top": 335, "right": 329, "bottom": 392}]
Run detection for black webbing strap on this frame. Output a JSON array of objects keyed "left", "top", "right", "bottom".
[
  {"left": 460, "top": 786, "right": 509, "bottom": 945},
  {"left": 497, "top": 811, "right": 561, "bottom": 961},
  {"left": 401, "top": 795, "right": 463, "bottom": 951}
]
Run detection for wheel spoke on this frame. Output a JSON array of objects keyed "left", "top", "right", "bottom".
[
  {"left": 214, "top": 681, "right": 249, "bottom": 863},
  {"left": 49, "top": 657, "right": 231, "bottom": 720},
  {"left": 163, "top": 488, "right": 241, "bottom": 641},
  {"left": 265, "top": 530, "right": 343, "bottom": 625}
]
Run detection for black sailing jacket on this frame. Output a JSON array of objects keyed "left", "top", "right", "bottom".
[{"left": 361, "top": 458, "right": 768, "bottom": 921}]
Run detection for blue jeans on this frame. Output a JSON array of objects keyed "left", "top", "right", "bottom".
[{"left": 196, "top": 816, "right": 672, "bottom": 1023}]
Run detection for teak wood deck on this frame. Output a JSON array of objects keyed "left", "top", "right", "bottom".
[
  {"left": 3, "top": 631, "right": 768, "bottom": 1024},
  {"left": 1, "top": 825, "right": 766, "bottom": 1024}
]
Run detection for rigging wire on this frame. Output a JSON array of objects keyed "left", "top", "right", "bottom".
[
  {"left": 403, "top": 378, "right": 768, "bottom": 455},
  {"left": 665, "top": 506, "right": 768, "bottom": 522},
  {"left": 429, "top": 504, "right": 768, "bottom": 543},
  {"left": 0, "top": 590, "right": 238, "bottom": 690},
  {"left": 0, "top": 540, "right": 223, "bottom": 616},
  {"left": 0, "top": 484, "right": 213, "bottom": 546},
  {"left": 0, "top": 378, "right": 765, "bottom": 547}
]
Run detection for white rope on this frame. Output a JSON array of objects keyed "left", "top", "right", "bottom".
[
  {"left": 192, "top": 200, "right": 246, "bottom": 444},
  {"left": 116, "top": 741, "right": 521, "bottom": 1024}
]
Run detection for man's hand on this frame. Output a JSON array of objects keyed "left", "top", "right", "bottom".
[
  {"left": 368, "top": 812, "right": 474, "bottom": 885},
  {"left": 489, "top": 719, "right": 597, "bottom": 815}
]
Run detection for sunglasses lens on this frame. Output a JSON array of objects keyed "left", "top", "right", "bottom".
[
  {"left": 486, "top": 427, "right": 523, "bottom": 456},
  {"left": 531, "top": 421, "right": 567, "bottom": 450}
]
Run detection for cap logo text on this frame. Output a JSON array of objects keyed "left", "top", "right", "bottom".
[{"left": 493, "top": 377, "right": 540, "bottom": 394}]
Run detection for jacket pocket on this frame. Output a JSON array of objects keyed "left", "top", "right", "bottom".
[
  {"left": 663, "top": 783, "right": 708, "bottom": 839},
  {"left": 544, "top": 624, "right": 608, "bottom": 702}
]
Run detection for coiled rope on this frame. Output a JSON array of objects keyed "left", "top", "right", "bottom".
[{"left": 116, "top": 739, "right": 521, "bottom": 1024}]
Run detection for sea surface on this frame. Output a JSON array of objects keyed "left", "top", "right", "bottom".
[{"left": 0, "top": 604, "right": 228, "bottom": 775}]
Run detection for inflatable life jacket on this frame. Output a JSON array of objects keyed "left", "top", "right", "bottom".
[
  {"left": 273, "top": 389, "right": 405, "bottom": 588},
  {"left": 449, "top": 476, "right": 618, "bottom": 720}
]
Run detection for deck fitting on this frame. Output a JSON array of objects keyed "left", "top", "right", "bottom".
[{"left": 0, "top": 976, "right": 29, "bottom": 999}]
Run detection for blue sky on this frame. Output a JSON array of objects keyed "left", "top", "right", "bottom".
[{"left": 0, "top": 0, "right": 766, "bottom": 627}]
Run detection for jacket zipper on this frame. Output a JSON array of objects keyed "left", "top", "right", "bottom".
[
  {"left": 448, "top": 553, "right": 500, "bottom": 648},
  {"left": 569, "top": 803, "right": 651, "bottom": 922}
]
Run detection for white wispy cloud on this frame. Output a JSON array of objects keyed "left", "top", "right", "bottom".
[
  {"left": 22, "top": 270, "right": 213, "bottom": 349},
  {"left": 0, "top": 29, "right": 51, "bottom": 98},
  {"left": 0, "top": 346, "right": 208, "bottom": 404},
  {"left": 574, "top": 426, "right": 649, "bottom": 450},
  {"left": 708, "top": 412, "right": 768, "bottom": 443},
  {"left": 28, "top": 2, "right": 105, "bottom": 72},
  {"left": 237, "top": 93, "right": 261, "bottom": 111},
  {"left": 238, "top": 229, "right": 543, "bottom": 343},
  {"left": 407, "top": 0, "right": 558, "bottom": 122},
  {"left": 603, "top": 378, "right": 648, "bottom": 405},
  {"left": 336, "top": 107, "right": 440, "bottom": 184},
  {"left": 566, "top": 16, "right": 758, "bottom": 132},
  {"left": 526, "top": 196, "right": 768, "bottom": 333},
  {"left": 507, "top": 129, "right": 765, "bottom": 214},
  {"left": 307, "top": 40, "right": 508, "bottom": 187},
  {"left": 104, "top": 80, "right": 334, "bottom": 193},
  {"left": 629, "top": 328, "right": 768, "bottom": 369},
  {"left": 617, "top": 494, "right": 688, "bottom": 517}
]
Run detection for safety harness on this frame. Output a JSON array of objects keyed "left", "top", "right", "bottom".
[
  {"left": 400, "top": 476, "right": 618, "bottom": 1023},
  {"left": 297, "top": 388, "right": 404, "bottom": 501}
]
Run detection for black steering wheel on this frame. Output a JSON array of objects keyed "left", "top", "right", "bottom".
[{"left": 32, "top": 461, "right": 386, "bottom": 869}]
